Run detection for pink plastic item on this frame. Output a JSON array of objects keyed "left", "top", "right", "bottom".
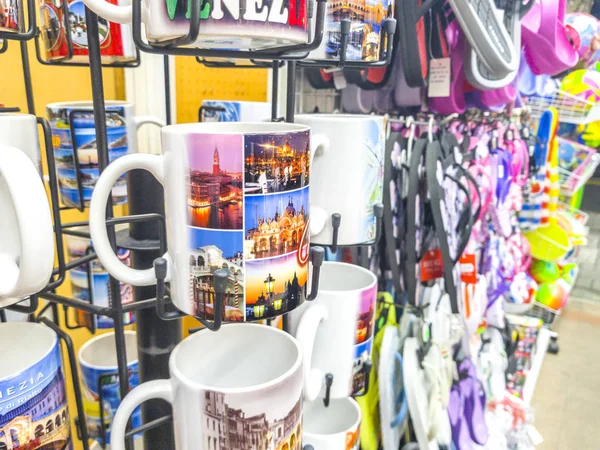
[{"left": 521, "top": 0, "right": 578, "bottom": 75}]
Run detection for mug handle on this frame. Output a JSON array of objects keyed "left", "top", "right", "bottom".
[
  {"left": 0, "top": 145, "right": 54, "bottom": 298},
  {"left": 133, "top": 116, "right": 167, "bottom": 129},
  {"left": 82, "top": 0, "right": 132, "bottom": 24},
  {"left": 308, "top": 133, "right": 330, "bottom": 237},
  {"left": 89, "top": 153, "right": 170, "bottom": 286},
  {"left": 295, "top": 304, "right": 328, "bottom": 402},
  {"left": 110, "top": 380, "right": 173, "bottom": 450}
]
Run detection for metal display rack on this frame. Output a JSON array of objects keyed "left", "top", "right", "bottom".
[{"left": 0, "top": 0, "right": 395, "bottom": 447}]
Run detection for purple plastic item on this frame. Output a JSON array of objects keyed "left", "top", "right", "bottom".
[
  {"left": 459, "top": 360, "right": 489, "bottom": 446},
  {"left": 479, "top": 80, "right": 518, "bottom": 109},
  {"left": 394, "top": 52, "right": 424, "bottom": 108},
  {"left": 341, "top": 83, "right": 375, "bottom": 113},
  {"left": 448, "top": 385, "right": 473, "bottom": 450}
]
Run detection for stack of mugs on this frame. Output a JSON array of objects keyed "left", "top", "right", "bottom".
[
  {"left": 64, "top": 226, "right": 134, "bottom": 330},
  {"left": 86, "top": 114, "right": 385, "bottom": 449},
  {"left": 0, "top": 103, "right": 386, "bottom": 449}
]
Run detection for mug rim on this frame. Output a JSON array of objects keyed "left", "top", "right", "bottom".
[
  {"left": 303, "top": 396, "right": 362, "bottom": 438},
  {"left": 317, "top": 261, "right": 377, "bottom": 294},
  {"left": 202, "top": 100, "right": 271, "bottom": 106},
  {"left": 78, "top": 330, "right": 138, "bottom": 370},
  {"left": 46, "top": 100, "right": 132, "bottom": 109},
  {"left": 0, "top": 323, "right": 58, "bottom": 382},
  {"left": 162, "top": 121, "right": 310, "bottom": 136},
  {"left": 295, "top": 113, "right": 384, "bottom": 122},
  {"left": 170, "top": 323, "right": 303, "bottom": 394},
  {"left": 0, "top": 113, "right": 37, "bottom": 120}
]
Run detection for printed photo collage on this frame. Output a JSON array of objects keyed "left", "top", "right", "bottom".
[
  {"left": 49, "top": 107, "right": 129, "bottom": 208},
  {"left": 187, "top": 131, "right": 311, "bottom": 322}
]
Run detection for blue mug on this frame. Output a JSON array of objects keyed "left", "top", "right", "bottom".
[
  {"left": 0, "top": 323, "right": 73, "bottom": 450},
  {"left": 78, "top": 331, "right": 141, "bottom": 446}
]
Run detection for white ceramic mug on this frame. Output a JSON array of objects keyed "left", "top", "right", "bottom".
[
  {"left": 295, "top": 114, "right": 385, "bottom": 246},
  {"left": 291, "top": 261, "right": 377, "bottom": 401},
  {"left": 81, "top": 0, "right": 310, "bottom": 50},
  {"left": 303, "top": 397, "right": 361, "bottom": 450},
  {"left": 79, "top": 331, "right": 140, "bottom": 446},
  {"left": 200, "top": 100, "right": 272, "bottom": 123},
  {"left": 47, "top": 101, "right": 164, "bottom": 208},
  {"left": 0, "top": 114, "right": 54, "bottom": 306},
  {"left": 110, "top": 324, "right": 303, "bottom": 450},
  {"left": 89, "top": 122, "right": 328, "bottom": 323},
  {"left": 65, "top": 226, "right": 135, "bottom": 329},
  {"left": 0, "top": 322, "right": 73, "bottom": 449}
]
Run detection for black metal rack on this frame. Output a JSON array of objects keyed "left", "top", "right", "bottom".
[{"left": 0, "top": 0, "right": 396, "bottom": 446}]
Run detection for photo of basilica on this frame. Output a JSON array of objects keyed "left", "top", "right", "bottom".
[{"left": 244, "top": 188, "right": 309, "bottom": 260}]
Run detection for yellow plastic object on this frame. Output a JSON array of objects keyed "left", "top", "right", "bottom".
[
  {"left": 174, "top": 57, "right": 268, "bottom": 123},
  {"left": 525, "top": 108, "right": 571, "bottom": 261}
]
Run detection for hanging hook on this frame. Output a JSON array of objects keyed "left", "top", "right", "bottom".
[
  {"left": 306, "top": 246, "right": 325, "bottom": 300},
  {"left": 323, "top": 373, "right": 334, "bottom": 407},
  {"left": 154, "top": 257, "right": 225, "bottom": 331},
  {"left": 330, "top": 213, "right": 342, "bottom": 252}
]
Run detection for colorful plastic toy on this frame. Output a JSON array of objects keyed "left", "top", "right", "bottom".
[
  {"left": 530, "top": 260, "right": 561, "bottom": 284},
  {"left": 536, "top": 279, "right": 569, "bottom": 310}
]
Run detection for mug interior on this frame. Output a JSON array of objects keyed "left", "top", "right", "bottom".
[
  {"left": 304, "top": 398, "right": 361, "bottom": 435},
  {"left": 162, "top": 121, "right": 309, "bottom": 136},
  {"left": 0, "top": 323, "right": 57, "bottom": 380},
  {"left": 318, "top": 262, "right": 377, "bottom": 292},
  {"left": 173, "top": 324, "right": 300, "bottom": 391},
  {"left": 79, "top": 330, "right": 138, "bottom": 368}
]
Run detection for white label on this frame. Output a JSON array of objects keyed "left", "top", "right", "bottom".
[
  {"left": 333, "top": 71, "right": 347, "bottom": 90},
  {"left": 526, "top": 425, "right": 544, "bottom": 445},
  {"left": 498, "top": 164, "right": 505, "bottom": 179},
  {"left": 428, "top": 58, "right": 451, "bottom": 98}
]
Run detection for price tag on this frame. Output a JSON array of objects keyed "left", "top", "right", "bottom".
[
  {"left": 428, "top": 58, "right": 451, "bottom": 98},
  {"left": 420, "top": 249, "right": 443, "bottom": 281}
]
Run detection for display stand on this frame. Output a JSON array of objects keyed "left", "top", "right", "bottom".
[
  {"left": 0, "top": 0, "right": 397, "bottom": 446},
  {"left": 127, "top": 170, "right": 180, "bottom": 450},
  {"left": 522, "top": 328, "right": 551, "bottom": 404}
]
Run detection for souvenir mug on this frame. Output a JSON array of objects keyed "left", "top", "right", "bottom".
[
  {"left": 47, "top": 101, "right": 164, "bottom": 208},
  {"left": 89, "top": 122, "right": 328, "bottom": 322},
  {"left": 303, "top": 398, "right": 361, "bottom": 450},
  {"left": 110, "top": 324, "right": 303, "bottom": 450},
  {"left": 0, "top": 0, "right": 22, "bottom": 33},
  {"left": 0, "top": 114, "right": 54, "bottom": 306},
  {"left": 291, "top": 261, "right": 377, "bottom": 401},
  {"left": 308, "top": 0, "right": 394, "bottom": 62},
  {"left": 199, "top": 100, "right": 272, "bottom": 123},
  {"left": 82, "top": 0, "right": 310, "bottom": 49},
  {"left": 65, "top": 226, "right": 134, "bottom": 329},
  {"left": 37, "top": 0, "right": 136, "bottom": 63},
  {"left": 79, "top": 331, "right": 140, "bottom": 445},
  {"left": 0, "top": 323, "right": 73, "bottom": 449},
  {"left": 295, "top": 114, "right": 385, "bottom": 247}
]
